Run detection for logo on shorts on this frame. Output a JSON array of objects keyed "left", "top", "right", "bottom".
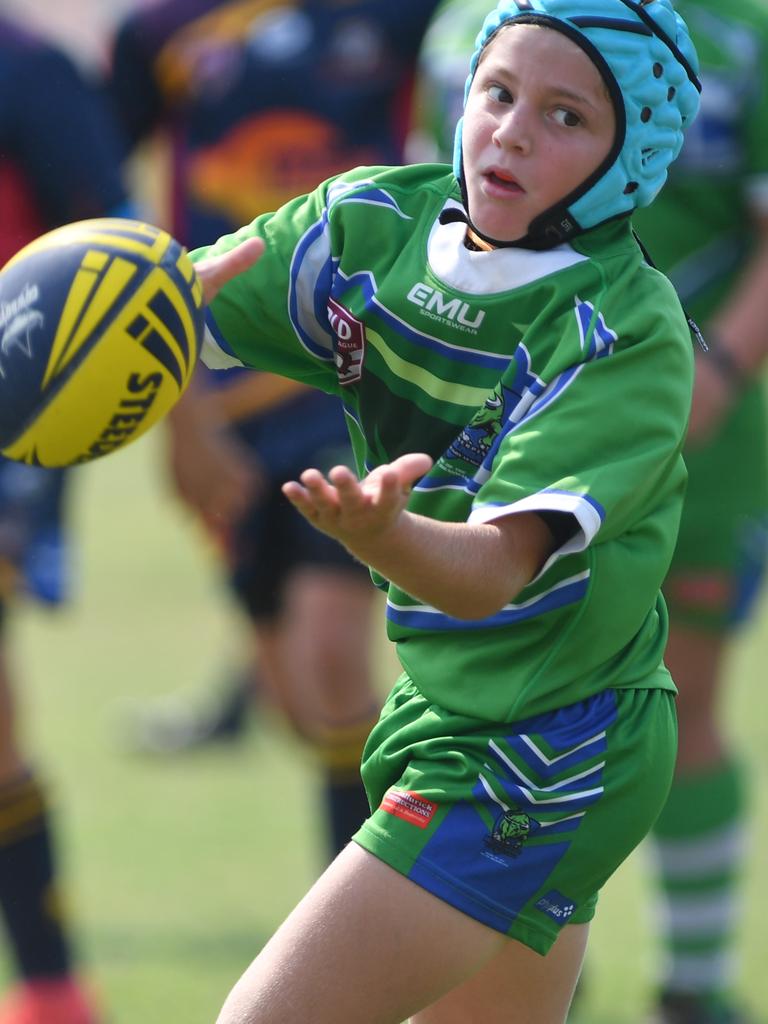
[
  {"left": 535, "top": 890, "right": 576, "bottom": 923},
  {"left": 327, "top": 297, "right": 365, "bottom": 386},
  {"left": 484, "top": 808, "right": 537, "bottom": 858},
  {"left": 380, "top": 788, "right": 438, "bottom": 829}
]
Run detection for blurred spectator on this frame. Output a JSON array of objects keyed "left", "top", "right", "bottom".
[
  {"left": 107, "top": 0, "right": 441, "bottom": 858},
  {"left": 0, "top": 14, "right": 132, "bottom": 1024}
]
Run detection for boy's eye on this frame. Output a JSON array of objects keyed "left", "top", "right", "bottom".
[
  {"left": 487, "top": 83, "right": 513, "bottom": 104},
  {"left": 552, "top": 108, "right": 582, "bottom": 128}
]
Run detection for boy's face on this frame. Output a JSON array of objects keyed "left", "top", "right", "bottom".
[{"left": 462, "top": 24, "right": 617, "bottom": 243}]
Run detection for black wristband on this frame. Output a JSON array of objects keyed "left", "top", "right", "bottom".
[{"left": 707, "top": 344, "right": 746, "bottom": 390}]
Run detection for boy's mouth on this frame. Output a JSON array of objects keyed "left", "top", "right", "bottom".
[{"left": 483, "top": 168, "right": 525, "bottom": 195}]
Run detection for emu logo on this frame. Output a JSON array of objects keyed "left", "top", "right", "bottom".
[{"left": 407, "top": 283, "right": 485, "bottom": 331}]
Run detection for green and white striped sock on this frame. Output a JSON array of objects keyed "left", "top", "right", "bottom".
[{"left": 650, "top": 759, "right": 747, "bottom": 1000}]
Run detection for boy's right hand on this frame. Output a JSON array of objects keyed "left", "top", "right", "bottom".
[{"left": 195, "top": 237, "right": 265, "bottom": 305}]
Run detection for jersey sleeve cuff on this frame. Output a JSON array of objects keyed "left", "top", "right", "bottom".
[
  {"left": 468, "top": 490, "right": 605, "bottom": 580},
  {"left": 200, "top": 310, "right": 244, "bottom": 370}
]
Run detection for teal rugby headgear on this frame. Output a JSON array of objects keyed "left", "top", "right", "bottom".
[{"left": 452, "top": 0, "right": 701, "bottom": 249}]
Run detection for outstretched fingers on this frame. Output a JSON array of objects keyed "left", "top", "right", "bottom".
[
  {"left": 282, "top": 468, "right": 338, "bottom": 520},
  {"left": 328, "top": 464, "right": 367, "bottom": 509}
]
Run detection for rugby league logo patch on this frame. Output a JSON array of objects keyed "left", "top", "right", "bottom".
[{"left": 327, "top": 297, "right": 365, "bottom": 386}]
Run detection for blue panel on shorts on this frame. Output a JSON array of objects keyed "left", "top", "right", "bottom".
[{"left": 406, "top": 691, "right": 618, "bottom": 934}]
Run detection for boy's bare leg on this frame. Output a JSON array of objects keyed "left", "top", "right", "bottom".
[
  {"left": 216, "top": 843, "right": 586, "bottom": 1024},
  {"left": 412, "top": 921, "right": 588, "bottom": 1024}
]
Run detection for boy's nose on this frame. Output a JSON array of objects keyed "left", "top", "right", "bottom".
[{"left": 493, "top": 108, "right": 532, "bottom": 153}]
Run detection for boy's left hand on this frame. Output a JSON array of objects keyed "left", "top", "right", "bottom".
[{"left": 282, "top": 453, "right": 433, "bottom": 548}]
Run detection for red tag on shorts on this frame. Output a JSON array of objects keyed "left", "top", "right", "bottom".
[{"left": 380, "top": 788, "right": 438, "bottom": 829}]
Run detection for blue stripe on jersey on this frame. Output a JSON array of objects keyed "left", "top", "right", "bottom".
[
  {"left": 468, "top": 491, "right": 606, "bottom": 532},
  {"left": 470, "top": 490, "right": 606, "bottom": 523},
  {"left": 415, "top": 474, "right": 482, "bottom": 494},
  {"left": 205, "top": 309, "right": 242, "bottom": 363},
  {"left": 405, "top": 691, "right": 618, "bottom": 934},
  {"left": 414, "top": 345, "right": 584, "bottom": 499},
  {"left": 575, "top": 298, "right": 618, "bottom": 359},
  {"left": 466, "top": 339, "right": 615, "bottom": 498},
  {"left": 333, "top": 269, "right": 512, "bottom": 372},
  {"left": 506, "top": 343, "right": 548, "bottom": 407},
  {"left": 288, "top": 214, "right": 336, "bottom": 361},
  {"left": 386, "top": 571, "right": 589, "bottom": 631},
  {"left": 417, "top": 473, "right": 479, "bottom": 493},
  {"left": 335, "top": 188, "right": 414, "bottom": 220},
  {"left": 519, "top": 363, "right": 584, "bottom": 430},
  {"left": 542, "top": 489, "right": 606, "bottom": 521}
]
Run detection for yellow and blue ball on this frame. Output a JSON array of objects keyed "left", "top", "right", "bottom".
[{"left": 0, "top": 218, "right": 204, "bottom": 467}]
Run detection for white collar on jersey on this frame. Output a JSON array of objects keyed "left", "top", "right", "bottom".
[{"left": 428, "top": 200, "right": 589, "bottom": 296}]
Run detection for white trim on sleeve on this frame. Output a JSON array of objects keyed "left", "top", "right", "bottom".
[
  {"left": 200, "top": 326, "right": 245, "bottom": 370},
  {"left": 468, "top": 490, "right": 603, "bottom": 581}
]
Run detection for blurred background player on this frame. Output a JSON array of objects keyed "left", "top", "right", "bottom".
[
  {"left": 414, "top": 1, "right": 768, "bottom": 1022},
  {"left": 633, "top": 2, "right": 768, "bottom": 1021},
  {"left": 0, "top": 14, "right": 132, "bottom": 1024},
  {"left": 106, "top": 0, "right": 441, "bottom": 858}
]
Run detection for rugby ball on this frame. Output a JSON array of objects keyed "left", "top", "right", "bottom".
[{"left": 0, "top": 218, "right": 204, "bottom": 467}]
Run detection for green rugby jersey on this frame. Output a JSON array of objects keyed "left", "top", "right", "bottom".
[
  {"left": 633, "top": 0, "right": 768, "bottom": 320},
  {"left": 194, "top": 163, "right": 693, "bottom": 721}
]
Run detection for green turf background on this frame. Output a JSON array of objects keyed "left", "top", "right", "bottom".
[{"left": 3, "top": 431, "right": 767, "bottom": 1023}]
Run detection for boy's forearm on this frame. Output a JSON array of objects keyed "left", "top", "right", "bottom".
[{"left": 346, "top": 510, "right": 552, "bottom": 620}]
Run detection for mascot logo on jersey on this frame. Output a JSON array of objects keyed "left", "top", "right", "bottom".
[
  {"left": 327, "top": 297, "right": 365, "bottom": 386},
  {"left": 444, "top": 386, "right": 512, "bottom": 472}
]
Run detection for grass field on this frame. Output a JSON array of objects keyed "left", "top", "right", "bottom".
[{"left": 2, "top": 430, "right": 767, "bottom": 1023}]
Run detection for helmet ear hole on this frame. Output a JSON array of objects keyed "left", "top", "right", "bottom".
[{"left": 641, "top": 147, "right": 658, "bottom": 166}]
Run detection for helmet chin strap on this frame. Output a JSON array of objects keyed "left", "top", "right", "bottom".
[{"left": 443, "top": 160, "right": 583, "bottom": 252}]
